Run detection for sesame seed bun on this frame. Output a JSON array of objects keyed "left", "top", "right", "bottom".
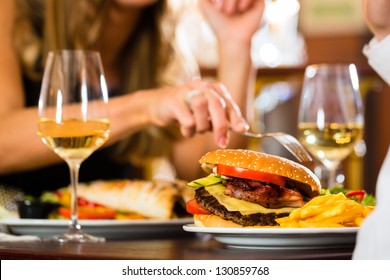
[{"left": 199, "top": 149, "right": 321, "bottom": 197}]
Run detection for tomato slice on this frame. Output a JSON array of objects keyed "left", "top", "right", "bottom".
[
  {"left": 345, "top": 190, "right": 366, "bottom": 202},
  {"left": 58, "top": 206, "right": 116, "bottom": 220},
  {"left": 186, "top": 199, "right": 210, "bottom": 215},
  {"left": 216, "top": 164, "right": 286, "bottom": 187}
]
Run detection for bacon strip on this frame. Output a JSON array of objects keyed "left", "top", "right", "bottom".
[{"left": 225, "top": 178, "right": 304, "bottom": 209}]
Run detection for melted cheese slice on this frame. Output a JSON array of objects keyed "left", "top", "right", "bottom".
[{"left": 205, "top": 184, "right": 295, "bottom": 215}]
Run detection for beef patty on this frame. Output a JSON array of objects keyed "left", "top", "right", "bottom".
[{"left": 195, "top": 187, "right": 289, "bottom": 227}]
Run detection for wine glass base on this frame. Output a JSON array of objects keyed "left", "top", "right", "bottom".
[{"left": 44, "top": 229, "right": 105, "bottom": 243}]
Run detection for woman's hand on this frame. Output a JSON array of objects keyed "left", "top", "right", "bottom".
[
  {"left": 362, "top": 0, "right": 390, "bottom": 41},
  {"left": 142, "top": 80, "right": 249, "bottom": 148},
  {"left": 199, "top": 0, "right": 265, "bottom": 44}
]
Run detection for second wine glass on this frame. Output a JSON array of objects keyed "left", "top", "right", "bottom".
[
  {"left": 38, "top": 50, "right": 110, "bottom": 242},
  {"left": 298, "top": 64, "right": 364, "bottom": 189}
]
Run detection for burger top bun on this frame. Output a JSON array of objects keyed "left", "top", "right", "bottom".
[{"left": 200, "top": 149, "right": 321, "bottom": 197}]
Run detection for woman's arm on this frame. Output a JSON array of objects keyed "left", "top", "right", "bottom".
[
  {"left": 0, "top": 2, "right": 246, "bottom": 176},
  {"left": 0, "top": 0, "right": 61, "bottom": 174},
  {"left": 0, "top": 0, "right": 249, "bottom": 179},
  {"left": 172, "top": 0, "right": 264, "bottom": 180},
  {"left": 202, "top": 0, "right": 264, "bottom": 138}
]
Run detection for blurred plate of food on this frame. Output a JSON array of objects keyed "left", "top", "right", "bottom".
[
  {"left": 0, "top": 184, "right": 24, "bottom": 219},
  {"left": 37, "top": 179, "right": 194, "bottom": 220},
  {"left": 1, "top": 218, "right": 194, "bottom": 240},
  {"left": 0, "top": 179, "right": 195, "bottom": 239}
]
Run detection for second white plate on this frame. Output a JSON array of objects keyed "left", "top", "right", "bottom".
[{"left": 183, "top": 224, "right": 358, "bottom": 249}]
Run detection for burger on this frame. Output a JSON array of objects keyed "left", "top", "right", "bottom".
[{"left": 186, "top": 149, "right": 321, "bottom": 227}]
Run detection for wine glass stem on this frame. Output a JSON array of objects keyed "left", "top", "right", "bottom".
[
  {"left": 67, "top": 161, "right": 81, "bottom": 230},
  {"left": 328, "top": 166, "right": 337, "bottom": 189}
]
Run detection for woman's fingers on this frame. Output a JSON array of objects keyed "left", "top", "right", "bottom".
[
  {"left": 208, "top": 82, "right": 249, "bottom": 132},
  {"left": 167, "top": 97, "right": 196, "bottom": 138},
  {"left": 208, "top": 0, "right": 257, "bottom": 14},
  {"left": 186, "top": 90, "right": 212, "bottom": 133},
  {"left": 151, "top": 80, "right": 248, "bottom": 147},
  {"left": 203, "top": 88, "right": 229, "bottom": 147},
  {"left": 183, "top": 81, "right": 248, "bottom": 147},
  {"left": 222, "top": 0, "right": 238, "bottom": 15},
  {"left": 237, "top": 0, "right": 254, "bottom": 12}
]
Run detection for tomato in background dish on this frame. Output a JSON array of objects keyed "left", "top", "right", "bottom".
[
  {"left": 77, "top": 197, "right": 104, "bottom": 208},
  {"left": 58, "top": 206, "right": 116, "bottom": 219},
  {"left": 216, "top": 164, "right": 286, "bottom": 187}
]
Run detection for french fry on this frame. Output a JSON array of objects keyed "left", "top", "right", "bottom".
[
  {"left": 362, "top": 206, "right": 375, "bottom": 218},
  {"left": 299, "top": 205, "right": 324, "bottom": 219},
  {"left": 304, "top": 192, "right": 346, "bottom": 208},
  {"left": 354, "top": 217, "right": 364, "bottom": 227},
  {"left": 298, "top": 220, "right": 344, "bottom": 228},
  {"left": 301, "top": 195, "right": 330, "bottom": 207},
  {"left": 275, "top": 193, "right": 373, "bottom": 228},
  {"left": 274, "top": 216, "right": 292, "bottom": 224},
  {"left": 311, "top": 202, "right": 362, "bottom": 223},
  {"left": 289, "top": 208, "right": 301, "bottom": 220},
  {"left": 304, "top": 202, "right": 346, "bottom": 223},
  {"left": 278, "top": 221, "right": 300, "bottom": 228}
]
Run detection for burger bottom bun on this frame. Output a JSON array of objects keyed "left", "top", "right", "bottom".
[
  {"left": 194, "top": 214, "right": 244, "bottom": 228},
  {"left": 193, "top": 214, "right": 282, "bottom": 228}
]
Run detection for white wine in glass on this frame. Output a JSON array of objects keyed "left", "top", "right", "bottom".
[
  {"left": 38, "top": 50, "right": 110, "bottom": 243},
  {"left": 298, "top": 64, "right": 364, "bottom": 189}
]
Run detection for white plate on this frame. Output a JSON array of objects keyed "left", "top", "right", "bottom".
[
  {"left": 0, "top": 218, "right": 193, "bottom": 240},
  {"left": 183, "top": 224, "right": 358, "bottom": 249}
]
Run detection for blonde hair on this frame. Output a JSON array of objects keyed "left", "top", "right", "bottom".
[
  {"left": 13, "top": 0, "right": 199, "bottom": 175},
  {"left": 13, "top": 0, "right": 198, "bottom": 85}
]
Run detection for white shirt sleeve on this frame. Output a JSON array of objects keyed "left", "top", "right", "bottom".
[
  {"left": 363, "top": 35, "right": 390, "bottom": 86},
  {"left": 353, "top": 35, "right": 390, "bottom": 260},
  {"left": 353, "top": 147, "right": 390, "bottom": 259}
]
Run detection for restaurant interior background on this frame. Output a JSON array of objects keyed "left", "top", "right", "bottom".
[{"left": 173, "top": 0, "right": 390, "bottom": 195}]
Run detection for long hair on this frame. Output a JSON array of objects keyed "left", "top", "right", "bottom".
[{"left": 13, "top": 0, "right": 199, "bottom": 175}]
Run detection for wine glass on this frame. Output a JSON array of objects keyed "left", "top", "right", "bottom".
[
  {"left": 297, "top": 64, "right": 364, "bottom": 189},
  {"left": 38, "top": 50, "right": 110, "bottom": 242}
]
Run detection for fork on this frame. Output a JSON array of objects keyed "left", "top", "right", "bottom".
[{"left": 235, "top": 131, "right": 313, "bottom": 163}]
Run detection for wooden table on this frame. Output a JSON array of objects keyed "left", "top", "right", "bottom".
[{"left": 0, "top": 235, "right": 353, "bottom": 260}]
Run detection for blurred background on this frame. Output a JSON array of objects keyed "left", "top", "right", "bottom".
[{"left": 172, "top": 0, "right": 390, "bottom": 195}]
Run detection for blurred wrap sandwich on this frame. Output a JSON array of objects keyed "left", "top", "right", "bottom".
[{"left": 43, "top": 179, "right": 194, "bottom": 219}]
